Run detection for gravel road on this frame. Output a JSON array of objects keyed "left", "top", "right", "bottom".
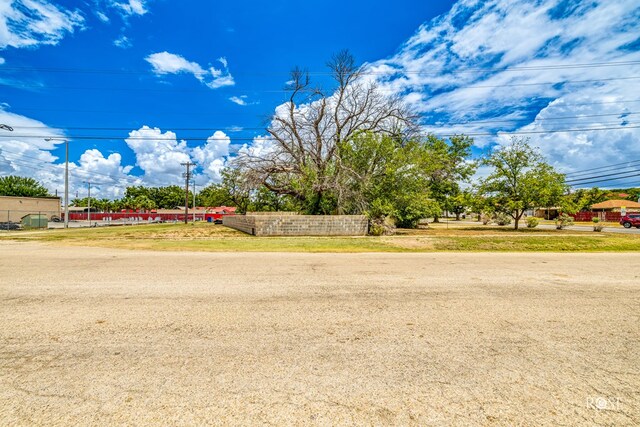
[{"left": 1, "top": 242, "right": 638, "bottom": 426}]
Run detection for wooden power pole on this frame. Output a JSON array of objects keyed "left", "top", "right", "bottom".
[{"left": 181, "top": 162, "right": 196, "bottom": 224}]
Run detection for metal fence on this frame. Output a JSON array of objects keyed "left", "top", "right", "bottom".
[
  {"left": 1, "top": 210, "right": 61, "bottom": 229},
  {"left": 67, "top": 212, "right": 209, "bottom": 222},
  {"left": 571, "top": 212, "right": 623, "bottom": 222},
  {"left": 1, "top": 210, "right": 225, "bottom": 230}
]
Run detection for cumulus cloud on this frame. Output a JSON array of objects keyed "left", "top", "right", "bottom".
[
  {"left": 110, "top": 0, "right": 147, "bottom": 17},
  {"left": 0, "top": 0, "right": 85, "bottom": 49},
  {"left": 113, "top": 35, "right": 131, "bottom": 48},
  {"left": 367, "top": 0, "right": 640, "bottom": 181},
  {"left": 192, "top": 131, "right": 231, "bottom": 183},
  {"left": 124, "top": 125, "right": 191, "bottom": 186},
  {"left": 0, "top": 107, "right": 138, "bottom": 199},
  {"left": 145, "top": 52, "right": 235, "bottom": 89}
]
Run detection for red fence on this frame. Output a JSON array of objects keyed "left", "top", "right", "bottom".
[
  {"left": 571, "top": 212, "right": 622, "bottom": 222},
  {"left": 66, "top": 212, "right": 228, "bottom": 222}
]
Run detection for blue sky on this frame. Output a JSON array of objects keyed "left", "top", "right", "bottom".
[{"left": 1, "top": 0, "right": 639, "bottom": 199}]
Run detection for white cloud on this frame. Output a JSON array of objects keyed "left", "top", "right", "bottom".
[
  {"left": 0, "top": 0, "right": 85, "bottom": 49},
  {"left": 0, "top": 107, "right": 138, "bottom": 199},
  {"left": 125, "top": 125, "right": 191, "bottom": 186},
  {"left": 192, "top": 131, "right": 231, "bottom": 183},
  {"left": 145, "top": 52, "right": 235, "bottom": 89},
  {"left": 366, "top": 0, "right": 640, "bottom": 181},
  {"left": 113, "top": 34, "right": 131, "bottom": 48},
  {"left": 95, "top": 10, "right": 109, "bottom": 22},
  {"left": 229, "top": 96, "right": 247, "bottom": 106},
  {"left": 111, "top": 0, "right": 147, "bottom": 17},
  {"left": 0, "top": 57, "right": 5, "bottom": 65}
]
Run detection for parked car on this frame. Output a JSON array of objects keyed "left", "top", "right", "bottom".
[
  {"left": 619, "top": 214, "right": 640, "bottom": 229},
  {"left": 0, "top": 222, "right": 20, "bottom": 230}
]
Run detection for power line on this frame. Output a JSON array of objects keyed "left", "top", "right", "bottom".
[
  {"left": 3, "top": 76, "right": 640, "bottom": 93},
  {"left": 3, "top": 123, "right": 639, "bottom": 141},
  {"left": 8, "top": 111, "right": 639, "bottom": 132},
  {"left": 566, "top": 168, "right": 640, "bottom": 183},
  {"left": 7, "top": 98, "right": 640, "bottom": 117},
  {"left": 567, "top": 172, "right": 640, "bottom": 186},
  {"left": 0, "top": 148, "right": 143, "bottom": 185},
  {"left": 564, "top": 159, "right": 640, "bottom": 177},
  {"left": 1, "top": 59, "right": 639, "bottom": 76}
]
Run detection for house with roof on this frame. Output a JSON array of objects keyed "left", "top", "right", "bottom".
[{"left": 590, "top": 199, "right": 640, "bottom": 213}]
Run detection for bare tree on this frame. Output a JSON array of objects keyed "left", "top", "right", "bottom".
[{"left": 234, "top": 50, "right": 415, "bottom": 214}]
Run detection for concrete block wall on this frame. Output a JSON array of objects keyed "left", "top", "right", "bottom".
[
  {"left": 223, "top": 214, "right": 368, "bottom": 236},
  {"left": 221, "top": 215, "right": 258, "bottom": 235}
]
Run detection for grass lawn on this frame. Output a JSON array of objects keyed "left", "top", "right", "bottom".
[{"left": 1, "top": 222, "right": 639, "bottom": 252}]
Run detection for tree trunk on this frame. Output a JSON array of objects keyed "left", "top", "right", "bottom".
[
  {"left": 514, "top": 210, "right": 523, "bottom": 230},
  {"left": 433, "top": 214, "right": 440, "bottom": 223},
  {"left": 455, "top": 212, "right": 461, "bottom": 221}
]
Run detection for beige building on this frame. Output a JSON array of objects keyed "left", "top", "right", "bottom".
[
  {"left": 0, "top": 196, "right": 61, "bottom": 222},
  {"left": 591, "top": 199, "right": 640, "bottom": 213}
]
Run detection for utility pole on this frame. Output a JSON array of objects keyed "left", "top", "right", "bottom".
[
  {"left": 45, "top": 137, "right": 68, "bottom": 228},
  {"left": 192, "top": 179, "right": 196, "bottom": 223},
  {"left": 84, "top": 181, "right": 91, "bottom": 225},
  {"left": 181, "top": 162, "right": 196, "bottom": 224}
]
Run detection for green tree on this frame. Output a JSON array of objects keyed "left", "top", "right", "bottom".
[
  {"left": 337, "top": 132, "right": 439, "bottom": 228},
  {"left": 480, "top": 137, "right": 567, "bottom": 230},
  {"left": 220, "top": 168, "right": 252, "bottom": 213},
  {"left": 423, "top": 135, "right": 476, "bottom": 222},
  {"left": 234, "top": 51, "right": 414, "bottom": 214},
  {"left": 124, "top": 185, "right": 188, "bottom": 209},
  {"left": 196, "top": 183, "right": 231, "bottom": 207},
  {"left": 0, "top": 175, "right": 50, "bottom": 197}
]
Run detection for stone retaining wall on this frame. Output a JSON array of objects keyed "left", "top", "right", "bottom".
[{"left": 223, "top": 214, "right": 368, "bottom": 236}]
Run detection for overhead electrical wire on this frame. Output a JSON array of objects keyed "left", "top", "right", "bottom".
[
  {"left": 2, "top": 124, "right": 639, "bottom": 141},
  {"left": 2, "top": 76, "right": 640, "bottom": 93},
  {"left": 1, "top": 59, "right": 639, "bottom": 76},
  {"left": 566, "top": 168, "right": 640, "bottom": 183},
  {"left": 567, "top": 173, "right": 640, "bottom": 186},
  {"left": 7, "top": 111, "right": 638, "bottom": 132},
  {"left": 0, "top": 149, "right": 143, "bottom": 185},
  {"left": 7, "top": 98, "right": 640, "bottom": 118},
  {"left": 564, "top": 159, "right": 640, "bottom": 178}
]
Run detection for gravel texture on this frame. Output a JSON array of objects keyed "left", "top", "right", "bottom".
[{"left": 1, "top": 242, "right": 639, "bottom": 426}]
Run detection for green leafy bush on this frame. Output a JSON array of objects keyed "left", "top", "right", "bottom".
[
  {"left": 494, "top": 213, "right": 512, "bottom": 226},
  {"left": 525, "top": 217, "right": 539, "bottom": 228},
  {"left": 555, "top": 213, "right": 574, "bottom": 229},
  {"left": 592, "top": 218, "right": 604, "bottom": 232}
]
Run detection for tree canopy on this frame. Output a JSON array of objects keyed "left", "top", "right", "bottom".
[
  {"left": 0, "top": 175, "right": 50, "bottom": 198},
  {"left": 234, "top": 50, "right": 415, "bottom": 215},
  {"left": 480, "top": 137, "right": 567, "bottom": 230}
]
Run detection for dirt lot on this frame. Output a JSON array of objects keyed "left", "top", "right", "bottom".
[{"left": 1, "top": 242, "right": 638, "bottom": 426}]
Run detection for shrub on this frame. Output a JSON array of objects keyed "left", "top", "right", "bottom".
[
  {"left": 494, "top": 213, "right": 512, "bottom": 226},
  {"left": 525, "top": 216, "right": 539, "bottom": 228},
  {"left": 555, "top": 213, "right": 574, "bottom": 230},
  {"left": 481, "top": 214, "right": 491, "bottom": 225},
  {"left": 592, "top": 217, "right": 604, "bottom": 232},
  {"left": 368, "top": 216, "right": 396, "bottom": 236}
]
